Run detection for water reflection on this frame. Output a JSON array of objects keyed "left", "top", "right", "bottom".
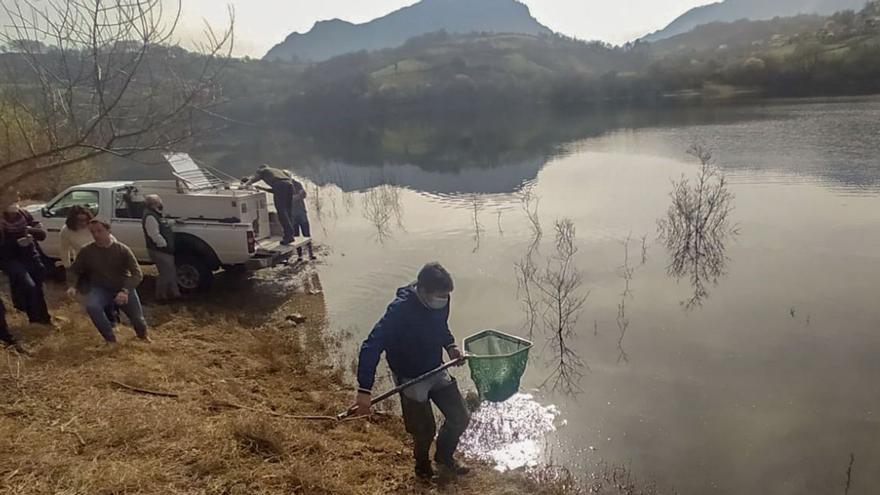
[
  {"left": 361, "top": 184, "right": 404, "bottom": 242},
  {"left": 459, "top": 393, "right": 559, "bottom": 471},
  {"left": 658, "top": 146, "right": 737, "bottom": 310}
]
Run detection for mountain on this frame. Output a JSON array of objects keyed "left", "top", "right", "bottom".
[
  {"left": 643, "top": 0, "right": 868, "bottom": 42},
  {"left": 264, "top": 0, "right": 553, "bottom": 62}
]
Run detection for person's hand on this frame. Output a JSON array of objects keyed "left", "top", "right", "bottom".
[
  {"left": 66, "top": 288, "right": 78, "bottom": 299},
  {"left": 356, "top": 392, "right": 372, "bottom": 417},
  {"left": 448, "top": 346, "right": 466, "bottom": 366},
  {"left": 16, "top": 235, "right": 33, "bottom": 247},
  {"left": 114, "top": 291, "right": 129, "bottom": 306}
]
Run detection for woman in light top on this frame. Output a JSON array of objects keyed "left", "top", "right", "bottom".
[{"left": 59, "top": 206, "right": 96, "bottom": 268}]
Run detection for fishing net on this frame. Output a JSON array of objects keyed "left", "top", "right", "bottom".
[{"left": 464, "top": 330, "right": 532, "bottom": 403}]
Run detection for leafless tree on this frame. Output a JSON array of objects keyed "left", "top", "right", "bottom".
[
  {"left": 517, "top": 183, "right": 542, "bottom": 250},
  {"left": 469, "top": 194, "right": 483, "bottom": 253},
  {"left": 616, "top": 235, "right": 637, "bottom": 364},
  {"left": 844, "top": 453, "right": 855, "bottom": 495},
  {"left": 535, "top": 219, "right": 589, "bottom": 395},
  {"left": 515, "top": 250, "right": 540, "bottom": 339},
  {"left": 361, "top": 183, "right": 403, "bottom": 242},
  {"left": 0, "top": 0, "right": 234, "bottom": 196},
  {"left": 514, "top": 185, "right": 543, "bottom": 338},
  {"left": 658, "top": 145, "right": 737, "bottom": 310}
]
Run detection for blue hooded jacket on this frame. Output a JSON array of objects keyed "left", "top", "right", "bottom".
[{"left": 357, "top": 284, "right": 456, "bottom": 392}]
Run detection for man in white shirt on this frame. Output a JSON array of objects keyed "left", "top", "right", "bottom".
[{"left": 142, "top": 195, "right": 180, "bottom": 301}]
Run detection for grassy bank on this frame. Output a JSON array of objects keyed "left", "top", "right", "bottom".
[
  {"left": 0, "top": 265, "right": 667, "bottom": 494},
  {"left": 0, "top": 267, "right": 576, "bottom": 495}
]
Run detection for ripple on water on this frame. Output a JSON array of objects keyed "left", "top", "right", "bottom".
[{"left": 459, "top": 393, "right": 559, "bottom": 471}]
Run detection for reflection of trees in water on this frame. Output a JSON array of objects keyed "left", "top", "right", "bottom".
[
  {"left": 516, "top": 218, "right": 589, "bottom": 396},
  {"left": 658, "top": 146, "right": 738, "bottom": 310},
  {"left": 615, "top": 234, "right": 650, "bottom": 364},
  {"left": 469, "top": 194, "right": 484, "bottom": 253},
  {"left": 515, "top": 185, "right": 543, "bottom": 339},
  {"left": 361, "top": 184, "right": 404, "bottom": 242}
]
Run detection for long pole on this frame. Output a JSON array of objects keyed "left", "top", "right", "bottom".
[{"left": 337, "top": 357, "right": 466, "bottom": 420}]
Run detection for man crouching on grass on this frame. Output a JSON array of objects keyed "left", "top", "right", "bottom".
[
  {"left": 67, "top": 220, "right": 150, "bottom": 346},
  {"left": 355, "top": 262, "right": 470, "bottom": 480}
]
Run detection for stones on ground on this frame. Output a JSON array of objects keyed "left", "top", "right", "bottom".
[{"left": 286, "top": 313, "right": 307, "bottom": 324}]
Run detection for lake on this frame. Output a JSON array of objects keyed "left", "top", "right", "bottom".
[{"left": 107, "top": 96, "right": 880, "bottom": 494}]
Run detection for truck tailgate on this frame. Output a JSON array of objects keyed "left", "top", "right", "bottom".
[{"left": 247, "top": 236, "right": 312, "bottom": 270}]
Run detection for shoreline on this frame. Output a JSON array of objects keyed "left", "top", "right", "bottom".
[{"left": 0, "top": 267, "right": 577, "bottom": 494}]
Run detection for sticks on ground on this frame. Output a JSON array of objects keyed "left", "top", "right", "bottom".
[{"left": 110, "top": 380, "right": 179, "bottom": 398}]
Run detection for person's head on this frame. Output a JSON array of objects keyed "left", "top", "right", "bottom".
[
  {"left": 88, "top": 219, "right": 113, "bottom": 245},
  {"left": 416, "top": 262, "right": 454, "bottom": 310},
  {"left": 2, "top": 191, "right": 21, "bottom": 215},
  {"left": 144, "top": 194, "right": 163, "bottom": 212},
  {"left": 65, "top": 205, "right": 94, "bottom": 231}
]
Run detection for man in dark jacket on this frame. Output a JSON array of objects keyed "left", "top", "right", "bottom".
[
  {"left": 142, "top": 194, "right": 180, "bottom": 301},
  {"left": 355, "top": 262, "right": 470, "bottom": 479},
  {"left": 245, "top": 165, "right": 297, "bottom": 245},
  {"left": 0, "top": 197, "right": 52, "bottom": 326}
]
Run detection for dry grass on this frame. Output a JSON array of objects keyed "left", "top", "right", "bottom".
[{"left": 0, "top": 272, "right": 574, "bottom": 495}]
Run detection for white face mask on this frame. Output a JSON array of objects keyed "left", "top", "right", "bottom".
[
  {"left": 419, "top": 295, "right": 449, "bottom": 309},
  {"left": 426, "top": 296, "right": 449, "bottom": 310}
]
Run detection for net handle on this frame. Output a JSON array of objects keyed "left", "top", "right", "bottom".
[{"left": 337, "top": 356, "right": 467, "bottom": 420}]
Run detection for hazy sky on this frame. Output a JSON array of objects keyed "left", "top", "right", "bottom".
[{"left": 175, "top": 0, "right": 712, "bottom": 57}]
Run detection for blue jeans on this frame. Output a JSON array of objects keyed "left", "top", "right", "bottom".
[
  {"left": 1, "top": 259, "right": 50, "bottom": 324},
  {"left": 85, "top": 287, "right": 147, "bottom": 343}
]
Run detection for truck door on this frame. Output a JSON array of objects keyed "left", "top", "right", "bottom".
[{"left": 37, "top": 189, "right": 101, "bottom": 259}]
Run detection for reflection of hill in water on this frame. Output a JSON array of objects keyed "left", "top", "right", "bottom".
[
  {"left": 96, "top": 98, "right": 880, "bottom": 195},
  {"left": 187, "top": 105, "right": 776, "bottom": 194},
  {"left": 297, "top": 158, "right": 545, "bottom": 194}
]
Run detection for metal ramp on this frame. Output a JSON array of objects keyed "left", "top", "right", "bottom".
[{"left": 164, "top": 153, "right": 230, "bottom": 191}]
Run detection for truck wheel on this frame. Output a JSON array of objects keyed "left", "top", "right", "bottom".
[{"left": 175, "top": 255, "right": 214, "bottom": 293}]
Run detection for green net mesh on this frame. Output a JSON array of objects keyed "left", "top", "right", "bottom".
[{"left": 464, "top": 330, "right": 532, "bottom": 403}]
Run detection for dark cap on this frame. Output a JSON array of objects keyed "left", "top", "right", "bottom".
[{"left": 417, "top": 262, "right": 454, "bottom": 294}]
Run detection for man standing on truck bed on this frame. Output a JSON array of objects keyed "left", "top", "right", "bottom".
[
  {"left": 290, "top": 178, "right": 316, "bottom": 261},
  {"left": 244, "top": 165, "right": 297, "bottom": 246},
  {"left": 142, "top": 195, "right": 180, "bottom": 302},
  {"left": 67, "top": 220, "right": 150, "bottom": 345}
]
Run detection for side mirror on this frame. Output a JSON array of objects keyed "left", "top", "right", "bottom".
[{"left": 41, "top": 206, "right": 50, "bottom": 218}]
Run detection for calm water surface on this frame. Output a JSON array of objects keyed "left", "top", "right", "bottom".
[{"left": 115, "top": 97, "right": 880, "bottom": 494}]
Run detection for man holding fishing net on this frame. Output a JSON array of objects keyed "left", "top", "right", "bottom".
[{"left": 355, "top": 262, "right": 471, "bottom": 479}]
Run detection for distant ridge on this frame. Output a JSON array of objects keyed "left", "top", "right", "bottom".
[
  {"left": 264, "top": 0, "right": 553, "bottom": 62},
  {"left": 643, "top": 0, "right": 868, "bottom": 42}
]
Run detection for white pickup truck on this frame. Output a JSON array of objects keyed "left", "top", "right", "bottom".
[{"left": 26, "top": 154, "right": 310, "bottom": 292}]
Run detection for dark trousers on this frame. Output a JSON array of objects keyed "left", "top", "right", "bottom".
[
  {"left": 400, "top": 378, "right": 471, "bottom": 466},
  {"left": 0, "top": 299, "right": 15, "bottom": 345},
  {"left": 1, "top": 259, "right": 50, "bottom": 324},
  {"left": 273, "top": 182, "right": 296, "bottom": 242},
  {"left": 292, "top": 212, "right": 314, "bottom": 257}
]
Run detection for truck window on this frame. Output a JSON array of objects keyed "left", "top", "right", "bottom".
[
  {"left": 47, "top": 190, "right": 99, "bottom": 218},
  {"left": 114, "top": 188, "right": 145, "bottom": 219}
]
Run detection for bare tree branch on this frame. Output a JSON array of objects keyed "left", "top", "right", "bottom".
[{"left": 0, "top": 0, "right": 235, "bottom": 196}]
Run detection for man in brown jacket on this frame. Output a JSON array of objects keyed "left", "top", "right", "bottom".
[{"left": 67, "top": 220, "right": 149, "bottom": 344}]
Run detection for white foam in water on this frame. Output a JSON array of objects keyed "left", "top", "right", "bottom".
[{"left": 458, "top": 393, "right": 559, "bottom": 471}]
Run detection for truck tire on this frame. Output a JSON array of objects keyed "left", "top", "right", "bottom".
[{"left": 175, "top": 254, "right": 214, "bottom": 293}]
